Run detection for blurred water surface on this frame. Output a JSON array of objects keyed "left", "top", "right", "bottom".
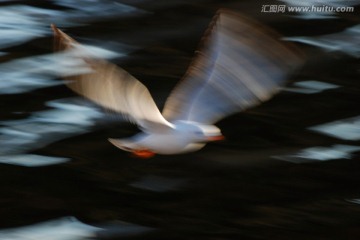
[{"left": 0, "top": 0, "right": 360, "bottom": 239}]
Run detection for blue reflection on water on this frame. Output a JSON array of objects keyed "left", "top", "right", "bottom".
[
  {"left": 54, "top": 0, "right": 149, "bottom": 21},
  {"left": 0, "top": 216, "right": 154, "bottom": 239},
  {"left": 0, "top": 0, "right": 136, "bottom": 166},
  {"left": 0, "top": 154, "right": 70, "bottom": 167},
  {"left": 274, "top": 144, "right": 360, "bottom": 163},
  {"left": 0, "top": 44, "right": 122, "bottom": 94},
  {"left": 0, "top": 5, "right": 49, "bottom": 49},
  {"left": 0, "top": 1, "right": 146, "bottom": 55},
  {"left": 347, "top": 199, "right": 360, "bottom": 204},
  {"left": 285, "top": 25, "right": 360, "bottom": 58},
  {"left": 310, "top": 116, "right": 360, "bottom": 141},
  {"left": 0, "top": 2, "right": 147, "bottom": 49},
  {"left": 284, "top": 80, "right": 340, "bottom": 94},
  {"left": 0, "top": 217, "right": 101, "bottom": 240},
  {"left": 0, "top": 98, "right": 103, "bottom": 164}
]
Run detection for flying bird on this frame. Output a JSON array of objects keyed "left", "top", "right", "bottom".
[{"left": 51, "top": 9, "right": 303, "bottom": 158}]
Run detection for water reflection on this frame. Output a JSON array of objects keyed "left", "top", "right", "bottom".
[
  {"left": 0, "top": 1, "right": 133, "bottom": 165},
  {"left": 348, "top": 199, "right": 360, "bottom": 204},
  {"left": 284, "top": 80, "right": 340, "bottom": 94},
  {"left": 0, "top": 2, "right": 146, "bottom": 51},
  {"left": 310, "top": 116, "right": 360, "bottom": 141},
  {"left": 0, "top": 5, "right": 49, "bottom": 49},
  {"left": 0, "top": 44, "right": 121, "bottom": 94},
  {"left": 285, "top": 25, "right": 360, "bottom": 58},
  {"left": 0, "top": 74, "right": 61, "bottom": 95},
  {"left": 0, "top": 154, "right": 70, "bottom": 167},
  {"left": 54, "top": 0, "right": 148, "bottom": 21},
  {"left": 0, "top": 98, "right": 102, "bottom": 164},
  {"left": 274, "top": 144, "right": 360, "bottom": 163},
  {"left": 95, "top": 221, "right": 154, "bottom": 239},
  {"left": 0, "top": 53, "right": 87, "bottom": 94},
  {"left": 0, "top": 217, "right": 101, "bottom": 240},
  {"left": 0, "top": 217, "right": 154, "bottom": 239},
  {"left": 38, "top": 99, "right": 103, "bottom": 125}
]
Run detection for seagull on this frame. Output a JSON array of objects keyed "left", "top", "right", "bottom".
[{"left": 51, "top": 9, "right": 303, "bottom": 158}]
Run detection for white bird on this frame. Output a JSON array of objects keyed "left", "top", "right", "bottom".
[{"left": 51, "top": 9, "right": 303, "bottom": 158}]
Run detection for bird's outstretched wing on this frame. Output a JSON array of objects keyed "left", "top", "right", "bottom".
[
  {"left": 51, "top": 25, "right": 173, "bottom": 132},
  {"left": 162, "top": 9, "right": 304, "bottom": 124}
]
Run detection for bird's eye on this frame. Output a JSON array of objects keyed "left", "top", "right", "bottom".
[{"left": 194, "top": 131, "right": 202, "bottom": 135}]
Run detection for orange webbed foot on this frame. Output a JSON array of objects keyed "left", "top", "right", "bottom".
[{"left": 131, "top": 149, "right": 156, "bottom": 159}]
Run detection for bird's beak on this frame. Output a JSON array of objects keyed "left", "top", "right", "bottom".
[{"left": 207, "top": 135, "right": 225, "bottom": 142}]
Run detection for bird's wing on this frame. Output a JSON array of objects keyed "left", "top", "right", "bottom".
[
  {"left": 162, "top": 9, "right": 304, "bottom": 124},
  {"left": 51, "top": 25, "right": 173, "bottom": 133}
]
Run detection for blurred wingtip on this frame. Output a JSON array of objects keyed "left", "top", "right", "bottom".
[
  {"left": 163, "top": 8, "right": 307, "bottom": 123},
  {"left": 50, "top": 23, "right": 57, "bottom": 31},
  {"left": 214, "top": 9, "right": 305, "bottom": 66},
  {"left": 51, "top": 23, "right": 64, "bottom": 52},
  {"left": 51, "top": 23, "right": 78, "bottom": 53},
  {"left": 219, "top": 9, "right": 306, "bottom": 65},
  {"left": 51, "top": 23, "right": 62, "bottom": 38}
]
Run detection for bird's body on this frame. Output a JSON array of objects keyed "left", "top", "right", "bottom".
[
  {"left": 51, "top": 9, "right": 303, "bottom": 158},
  {"left": 109, "top": 121, "right": 223, "bottom": 156}
]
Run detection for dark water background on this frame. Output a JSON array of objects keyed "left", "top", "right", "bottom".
[{"left": 0, "top": 0, "right": 360, "bottom": 239}]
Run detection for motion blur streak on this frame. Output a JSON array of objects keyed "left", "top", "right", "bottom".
[
  {"left": 285, "top": 25, "right": 360, "bottom": 57},
  {"left": 0, "top": 98, "right": 102, "bottom": 164},
  {"left": 0, "top": 44, "right": 121, "bottom": 94},
  {"left": 274, "top": 144, "right": 360, "bottom": 163},
  {"left": 0, "top": 154, "right": 70, "bottom": 167},
  {"left": 0, "top": 216, "right": 154, "bottom": 239},
  {"left": 310, "top": 116, "right": 360, "bottom": 141},
  {"left": 0, "top": 217, "right": 101, "bottom": 240},
  {"left": 284, "top": 80, "right": 340, "bottom": 94}
]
